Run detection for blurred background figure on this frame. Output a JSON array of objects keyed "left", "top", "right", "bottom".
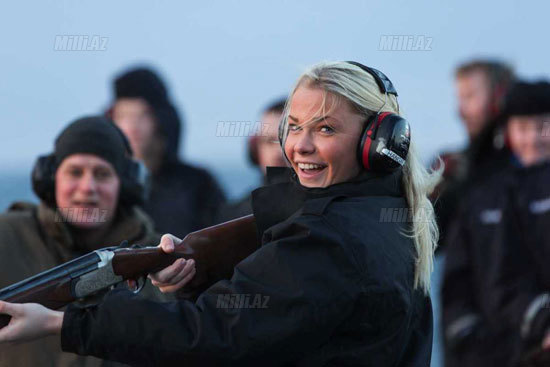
[
  {"left": 429, "top": 59, "right": 516, "bottom": 367},
  {"left": 432, "top": 60, "right": 516, "bottom": 248},
  {"left": 441, "top": 80, "right": 550, "bottom": 367},
  {"left": 109, "top": 67, "right": 226, "bottom": 237},
  {"left": 478, "top": 81, "right": 550, "bottom": 366},
  {"left": 0, "top": 116, "right": 163, "bottom": 367},
  {"left": 217, "top": 98, "right": 287, "bottom": 222}
]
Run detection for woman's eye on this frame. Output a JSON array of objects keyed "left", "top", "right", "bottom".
[
  {"left": 320, "top": 125, "right": 334, "bottom": 134},
  {"left": 288, "top": 124, "right": 301, "bottom": 132}
]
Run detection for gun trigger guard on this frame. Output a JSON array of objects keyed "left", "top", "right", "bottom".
[{"left": 131, "top": 276, "right": 146, "bottom": 294}]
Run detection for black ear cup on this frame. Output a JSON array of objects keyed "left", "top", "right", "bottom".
[
  {"left": 357, "top": 112, "right": 410, "bottom": 172},
  {"left": 120, "top": 159, "right": 151, "bottom": 206},
  {"left": 109, "top": 121, "right": 150, "bottom": 206},
  {"left": 248, "top": 135, "right": 260, "bottom": 166},
  {"left": 31, "top": 154, "right": 57, "bottom": 206}
]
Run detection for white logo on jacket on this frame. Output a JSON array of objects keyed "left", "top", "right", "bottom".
[
  {"left": 529, "top": 197, "right": 550, "bottom": 214},
  {"left": 479, "top": 209, "right": 502, "bottom": 224}
]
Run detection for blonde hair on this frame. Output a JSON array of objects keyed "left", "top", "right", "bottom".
[{"left": 281, "top": 61, "right": 442, "bottom": 293}]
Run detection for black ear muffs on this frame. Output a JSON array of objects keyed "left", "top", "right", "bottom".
[
  {"left": 31, "top": 122, "right": 151, "bottom": 208},
  {"left": 247, "top": 135, "right": 260, "bottom": 167},
  {"left": 31, "top": 154, "right": 57, "bottom": 206},
  {"left": 119, "top": 158, "right": 150, "bottom": 206},
  {"left": 31, "top": 153, "right": 150, "bottom": 207}
]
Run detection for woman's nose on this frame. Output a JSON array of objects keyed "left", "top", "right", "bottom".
[{"left": 294, "top": 132, "right": 315, "bottom": 155}]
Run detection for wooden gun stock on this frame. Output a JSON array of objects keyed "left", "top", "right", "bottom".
[
  {"left": 0, "top": 215, "right": 259, "bottom": 328},
  {"left": 176, "top": 214, "right": 260, "bottom": 293}
]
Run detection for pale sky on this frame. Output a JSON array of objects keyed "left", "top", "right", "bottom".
[{"left": 0, "top": 0, "right": 547, "bottom": 177}]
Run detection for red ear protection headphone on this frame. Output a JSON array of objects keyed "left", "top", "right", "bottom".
[
  {"left": 348, "top": 61, "right": 410, "bottom": 172},
  {"left": 278, "top": 62, "right": 411, "bottom": 173}
]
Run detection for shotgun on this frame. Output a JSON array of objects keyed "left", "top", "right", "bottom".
[{"left": 0, "top": 214, "right": 259, "bottom": 328}]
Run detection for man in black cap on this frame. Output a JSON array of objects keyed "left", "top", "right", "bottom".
[
  {"left": 0, "top": 116, "right": 190, "bottom": 366},
  {"left": 442, "top": 80, "right": 550, "bottom": 367},
  {"left": 109, "top": 67, "right": 225, "bottom": 237},
  {"left": 477, "top": 81, "right": 550, "bottom": 366}
]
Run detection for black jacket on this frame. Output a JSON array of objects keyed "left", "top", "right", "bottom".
[
  {"left": 482, "top": 161, "right": 550, "bottom": 363},
  {"left": 139, "top": 98, "right": 226, "bottom": 238},
  {"left": 61, "top": 168, "right": 433, "bottom": 366},
  {"left": 145, "top": 161, "right": 225, "bottom": 238},
  {"left": 441, "top": 159, "right": 521, "bottom": 367}
]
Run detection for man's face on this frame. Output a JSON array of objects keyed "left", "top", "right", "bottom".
[
  {"left": 506, "top": 115, "right": 550, "bottom": 166},
  {"left": 55, "top": 154, "right": 120, "bottom": 229},
  {"left": 256, "top": 111, "right": 286, "bottom": 174},
  {"left": 112, "top": 98, "right": 156, "bottom": 161},
  {"left": 456, "top": 70, "right": 493, "bottom": 140}
]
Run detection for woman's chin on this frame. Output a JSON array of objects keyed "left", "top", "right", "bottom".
[{"left": 297, "top": 169, "right": 328, "bottom": 188}]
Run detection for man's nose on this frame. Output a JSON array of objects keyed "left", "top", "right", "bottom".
[{"left": 78, "top": 172, "right": 98, "bottom": 193}]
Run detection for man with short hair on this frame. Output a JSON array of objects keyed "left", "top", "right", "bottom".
[{"left": 433, "top": 59, "right": 516, "bottom": 247}]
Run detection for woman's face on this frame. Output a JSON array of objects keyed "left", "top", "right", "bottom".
[
  {"left": 506, "top": 115, "right": 550, "bottom": 166},
  {"left": 55, "top": 154, "right": 120, "bottom": 229},
  {"left": 284, "top": 85, "right": 364, "bottom": 188}
]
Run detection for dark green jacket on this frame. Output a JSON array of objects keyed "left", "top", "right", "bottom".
[{"left": 0, "top": 202, "right": 162, "bottom": 367}]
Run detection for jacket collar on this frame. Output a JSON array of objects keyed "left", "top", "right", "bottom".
[
  {"left": 35, "top": 204, "right": 154, "bottom": 262},
  {"left": 251, "top": 167, "right": 403, "bottom": 238}
]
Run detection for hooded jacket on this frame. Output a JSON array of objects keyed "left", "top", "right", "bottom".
[
  {"left": 112, "top": 68, "right": 226, "bottom": 237},
  {"left": 60, "top": 168, "right": 433, "bottom": 366}
]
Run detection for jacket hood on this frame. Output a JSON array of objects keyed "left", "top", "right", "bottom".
[{"left": 113, "top": 67, "right": 182, "bottom": 165}]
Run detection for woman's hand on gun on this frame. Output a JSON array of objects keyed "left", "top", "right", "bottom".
[
  {"left": 0, "top": 301, "right": 63, "bottom": 344},
  {"left": 148, "top": 234, "right": 196, "bottom": 293}
]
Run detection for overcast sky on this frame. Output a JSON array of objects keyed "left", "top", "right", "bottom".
[{"left": 0, "top": 0, "right": 547, "bottom": 176}]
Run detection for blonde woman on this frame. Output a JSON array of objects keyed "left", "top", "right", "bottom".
[{"left": 0, "top": 61, "right": 441, "bottom": 366}]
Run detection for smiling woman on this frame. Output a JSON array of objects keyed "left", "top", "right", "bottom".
[
  {"left": 0, "top": 62, "right": 442, "bottom": 366},
  {"left": 285, "top": 87, "right": 363, "bottom": 187}
]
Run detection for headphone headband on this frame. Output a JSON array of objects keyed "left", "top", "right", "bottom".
[{"left": 346, "top": 61, "right": 398, "bottom": 96}]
